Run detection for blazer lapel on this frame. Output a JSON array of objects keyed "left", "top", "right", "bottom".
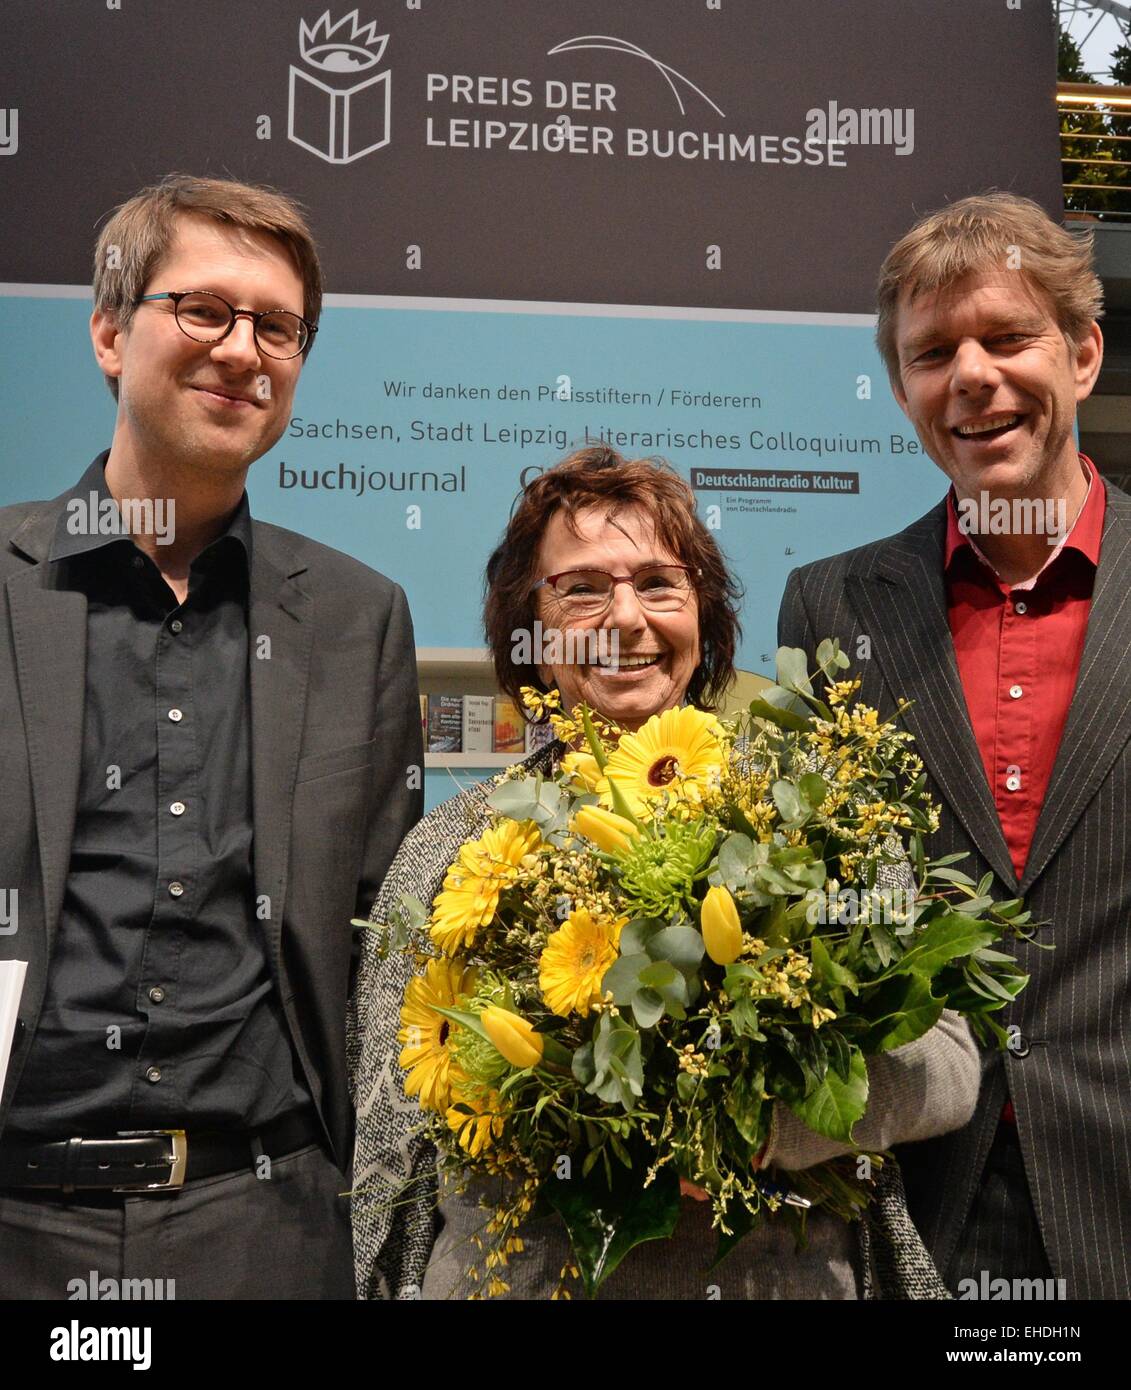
[
  {"left": 1020, "top": 483, "right": 1131, "bottom": 894},
  {"left": 248, "top": 527, "right": 313, "bottom": 982},
  {"left": 845, "top": 503, "right": 1018, "bottom": 890},
  {"left": 5, "top": 505, "right": 88, "bottom": 955}
]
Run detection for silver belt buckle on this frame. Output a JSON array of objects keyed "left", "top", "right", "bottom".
[{"left": 112, "top": 1129, "right": 187, "bottom": 1192}]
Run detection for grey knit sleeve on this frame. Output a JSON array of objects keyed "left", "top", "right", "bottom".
[{"left": 761, "top": 1007, "right": 981, "bottom": 1170}]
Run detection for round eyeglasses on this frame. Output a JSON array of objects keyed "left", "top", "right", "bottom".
[
  {"left": 532, "top": 565, "right": 696, "bottom": 618},
  {"left": 136, "top": 290, "right": 317, "bottom": 360}
]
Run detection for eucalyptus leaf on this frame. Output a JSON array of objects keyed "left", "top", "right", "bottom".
[
  {"left": 630, "top": 987, "right": 665, "bottom": 1029},
  {"left": 571, "top": 1042, "right": 596, "bottom": 1086},
  {"left": 486, "top": 776, "right": 544, "bottom": 819},
  {"left": 798, "top": 772, "right": 828, "bottom": 809},
  {"left": 775, "top": 646, "right": 815, "bottom": 695},
  {"left": 748, "top": 697, "right": 812, "bottom": 733},
  {"left": 638, "top": 959, "right": 680, "bottom": 990},
  {"left": 772, "top": 779, "right": 804, "bottom": 823},
  {"left": 649, "top": 925, "right": 706, "bottom": 972},
  {"left": 815, "top": 637, "right": 850, "bottom": 674},
  {"left": 620, "top": 917, "right": 665, "bottom": 956},
  {"left": 602, "top": 953, "right": 649, "bottom": 1004}
]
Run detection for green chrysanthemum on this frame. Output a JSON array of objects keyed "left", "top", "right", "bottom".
[
  {"left": 448, "top": 972, "right": 514, "bottom": 1092},
  {"left": 615, "top": 821, "right": 717, "bottom": 918},
  {"left": 449, "top": 1022, "right": 510, "bottom": 1092}
]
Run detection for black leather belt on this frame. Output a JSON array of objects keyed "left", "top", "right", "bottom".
[{"left": 0, "top": 1109, "right": 323, "bottom": 1193}]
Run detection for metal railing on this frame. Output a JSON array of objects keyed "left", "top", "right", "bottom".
[{"left": 1059, "top": 81, "right": 1131, "bottom": 219}]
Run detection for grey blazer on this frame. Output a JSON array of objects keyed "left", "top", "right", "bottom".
[
  {"left": 0, "top": 474, "right": 423, "bottom": 1172},
  {"left": 777, "top": 480, "right": 1131, "bottom": 1299},
  {"left": 349, "top": 745, "right": 976, "bottom": 1300}
]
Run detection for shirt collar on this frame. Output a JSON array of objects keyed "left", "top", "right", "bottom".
[
  {"left": 49, "top": 450, "right": 253, "bottom": 568},
  {"left": 944, "top": 454, "right": 1104, "bottom": 588}
]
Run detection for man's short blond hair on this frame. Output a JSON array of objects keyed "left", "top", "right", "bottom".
[
  {"left": 92, "top": 173, "right": 323, "bottom": 399},
  {"left": 875, "top": 191, "right": 1103, "bottom": 380}
]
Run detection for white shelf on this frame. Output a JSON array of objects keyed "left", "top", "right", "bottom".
[
  {"left": 416, "top": 647, "right": 493, "bottom": 678},
  {"left": 424, "top": 751, "right": 525, "bottom": 769}
]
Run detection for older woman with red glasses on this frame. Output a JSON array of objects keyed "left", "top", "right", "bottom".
[{"left": 348, "top": 444, "right": 979, "bottom": 1300}]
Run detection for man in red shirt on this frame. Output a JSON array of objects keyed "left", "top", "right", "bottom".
[{"left": 778, "top": 192, "right": 1129, "bottom": 1298}]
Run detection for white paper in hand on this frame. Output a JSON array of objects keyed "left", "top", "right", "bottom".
[{"left": 0, "top": 960, "right": 28, "bottom": 1099}]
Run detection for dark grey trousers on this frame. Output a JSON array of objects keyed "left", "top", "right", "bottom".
[
  {"left": 946, "top": 1121, "right": 1053, "bottom": 1289},
  {"left": 0, "top": 1142, "right": 354, "bottom": 1300}
]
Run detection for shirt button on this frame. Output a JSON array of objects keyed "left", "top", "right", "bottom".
[
  {"left": 1009, "top": 685, "right": 1023, "bottom": 699},
  {"left": 170, "top": 619, "right": 183, "bottom": 634},
  {"left": 1006, "top": 775, "right": 1021, "bottom": 792},
  {"left": 168, "top": 708, "right": 183, "bottom": 723},
  {"left": 1014, "top": 601, "right": 1028, "bottom": 615},
  {"left": 170, "top": 801, "right": 185, "bottom": 817},
  {"left": 168, "top": 881, "right": 185, "bottom": 897},
  {"left": 146, "top": 1066, "right": 162, "bottom": 1083},
  {"left": 149, "top": 986, "right": 166, "bottom": 1004}
]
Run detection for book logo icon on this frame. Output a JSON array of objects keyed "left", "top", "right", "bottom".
[{"left": 288, "top": 9, "right": 390, "bottom": 164}]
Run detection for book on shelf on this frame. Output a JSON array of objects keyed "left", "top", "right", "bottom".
[
  {"left": 525, "top": 720, "right": 555, "bottom": 754},
  {"left": 493, "top": 695, "right": 526, "bottom": 753},
  {"left": 462, "top": 694, "right": 494, "bottom": 753},
  {"left": 427, "top": 694, "right": 462, "bottom": 752}
]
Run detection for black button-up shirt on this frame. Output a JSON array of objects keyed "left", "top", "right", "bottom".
[{"left": 7, "top": 454, "right": 313, "bottom": 1137}]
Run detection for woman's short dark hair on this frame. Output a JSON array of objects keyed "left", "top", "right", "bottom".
[{"left": 484, "top": 444, "right": 743, "bottom": 716}]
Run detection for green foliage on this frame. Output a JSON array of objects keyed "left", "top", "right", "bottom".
[{"left": 544, "top": 1160, "right": 681, "bottom": 1298}]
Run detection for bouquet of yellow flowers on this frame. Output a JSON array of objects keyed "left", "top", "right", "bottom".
[{"left": 377, "top": 640, "right": 1036, "bottom": 1297}]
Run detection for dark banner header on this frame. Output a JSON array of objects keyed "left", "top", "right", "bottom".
[{"left": 2, "top": 0, "right": 1059, "bottom": 312}]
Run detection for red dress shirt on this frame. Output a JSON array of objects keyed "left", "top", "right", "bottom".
[
  {"left": 945, "top": 458, "right": 1104, "bottom": 1129},
  {"left": 944, "top": 456, "right": 1105, "bottom": 884}
]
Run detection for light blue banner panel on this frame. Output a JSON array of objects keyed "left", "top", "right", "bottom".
[{"left": 0, "top": 293, "right": 947, "bottom": 681}]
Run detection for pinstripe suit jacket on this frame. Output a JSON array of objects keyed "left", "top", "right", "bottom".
[{"left": 777, "top": 479, "right": 1131, "bottom": 1300}]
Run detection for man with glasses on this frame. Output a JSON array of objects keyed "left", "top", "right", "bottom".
[{"left": 0, "top": 175, "right": 422, "bottom": 1298}]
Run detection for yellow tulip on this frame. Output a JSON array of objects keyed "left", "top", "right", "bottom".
[
  {"left": 560, "top": 751, "right": 605, "bottom": 793},
  {"left": 701, "top": 885, "right": 744, "bottom": 965},
  {"left": 481, "top": 1005, "right": 544, "bottom": 1069},
  {"left": 572, "top": 805, "right": 640, "bottom": 856}
]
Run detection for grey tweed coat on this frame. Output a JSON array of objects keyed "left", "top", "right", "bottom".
[{"left": 348, "top": 745, "right": 972, "bottom": 1299}]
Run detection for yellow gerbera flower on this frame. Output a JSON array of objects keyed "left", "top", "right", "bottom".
[
  {"left": 602, "top": 706, "right": 726, "bottom": 815},
  {"left": 539, "top": 908, "right": 625, "bottom": 1017},
  {"left": 446, "top": 1086, "right": 506, "bottom": 1156},
  {"left": 430, "top": 819, "right": 542, "bottom": 953},
  {"left": 398, "top": 956, "right": 475, "bottom": 1112}
]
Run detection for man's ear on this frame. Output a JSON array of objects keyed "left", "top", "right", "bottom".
[
  {"left": 91, "top": 306, "right": 124, "bottom": 386},
  {"left": 1074, "top": 321, "right": 1103, "bottom": 403}
]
